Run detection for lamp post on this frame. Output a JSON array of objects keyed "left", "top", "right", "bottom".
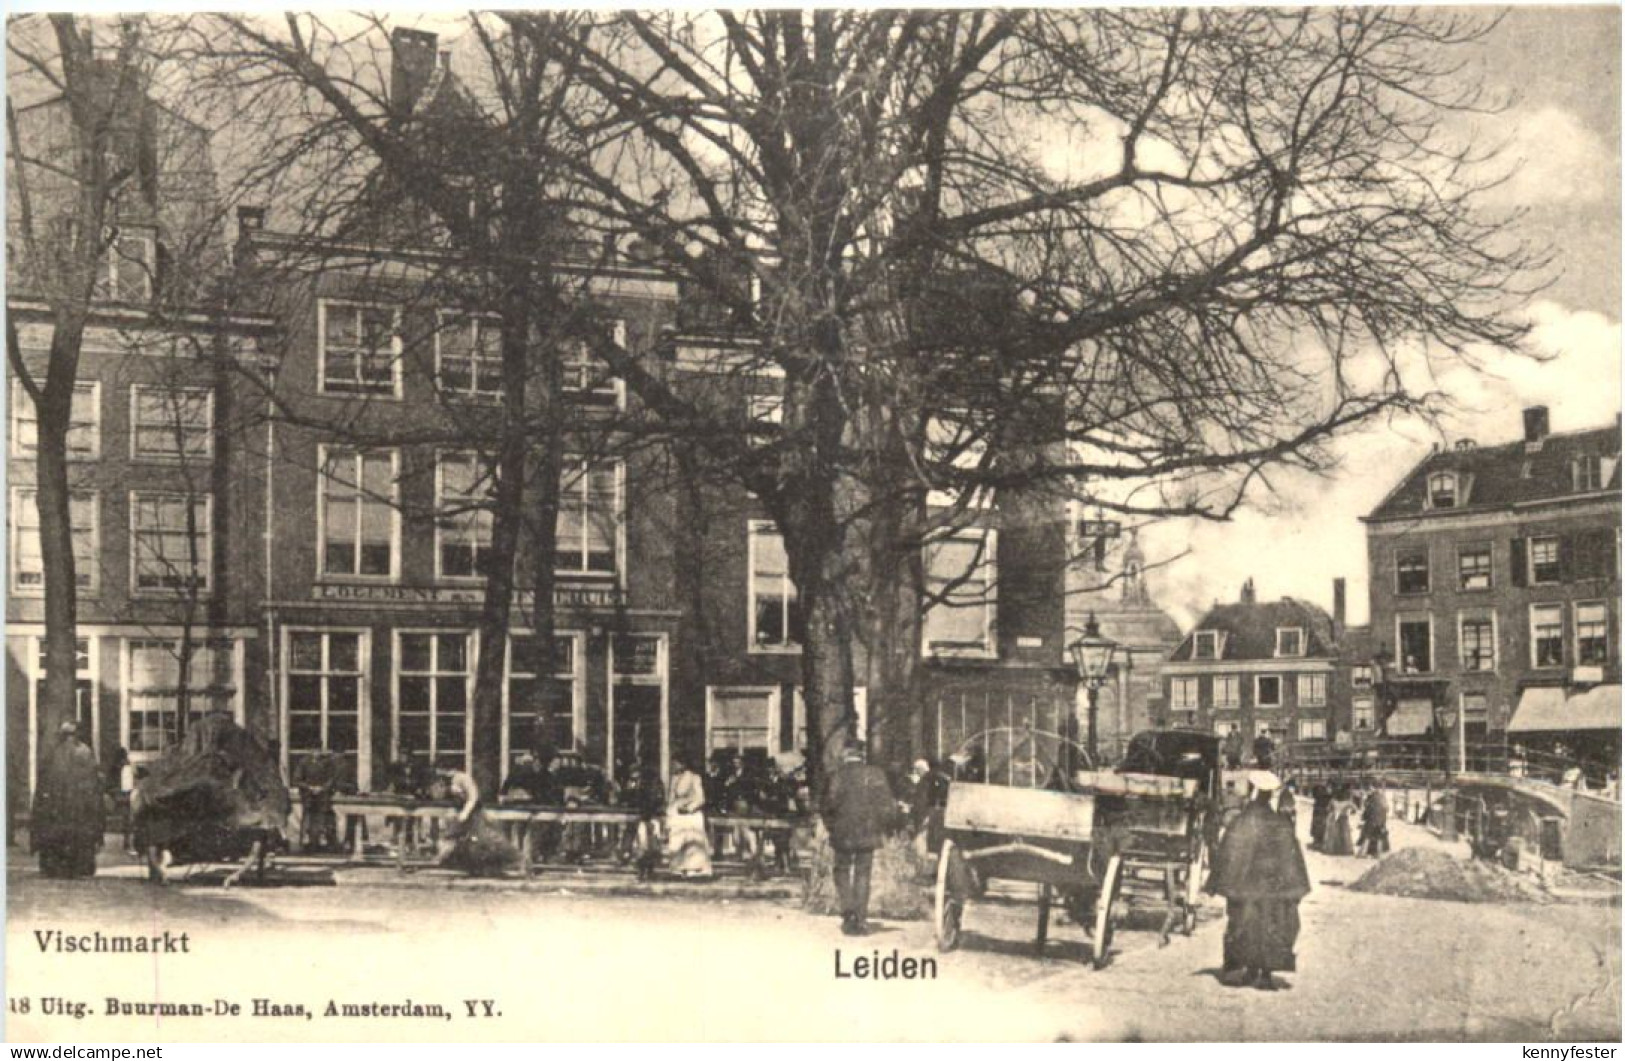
[{"left": 1068, "top": 612, "right": 1118, "bottom": 763}]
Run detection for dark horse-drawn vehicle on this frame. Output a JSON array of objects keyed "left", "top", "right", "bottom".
[{"left": 133, "top": 712, "right": 291, "bottom": 885}]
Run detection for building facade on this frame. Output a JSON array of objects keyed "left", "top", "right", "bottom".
[
  {"left": 1362, "top": 406, "right": 1621, "bottom": 770},
  {"left": 1160, "top": 578, "right": 1355, "bottom": 751}
]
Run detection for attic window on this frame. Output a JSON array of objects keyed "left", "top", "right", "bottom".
[
  {"left": 1192, "top": 630, "right": 1220, "bottom": 660},
  {"left": 1573, "top": 455, "right": 1601, "bottom": 492},
  {"left": 1275, "top": 627, "right": 1304, "bottom": 658},
  {"left": 1428, "top": 472, "right": 1457, "bottom": 509}
]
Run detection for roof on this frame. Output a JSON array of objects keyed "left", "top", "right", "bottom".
[
  {"left": 1366, "top": 421, "right": 1621, "bottom": 521},
  {"left": 1509, "top": 685, "right": 1622, "bottom": 733},
  {"left": 1092, "top": 603, "right": 1184, "bottom": 651},
  {"left": 1170, "top": 598, "right": 1338, "bottom": 662}
]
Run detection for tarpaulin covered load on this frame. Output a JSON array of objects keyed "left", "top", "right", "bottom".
[{"left": 133, "top": 711, "right": 290, "bottom": 861}]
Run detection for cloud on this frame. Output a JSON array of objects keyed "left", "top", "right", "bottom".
[
  {"left": 1472, "top": 105, "right": 1615, "bottom": 210},
  {"left": 1139, "top": 300, "right": 1621, "bottom": 632}
]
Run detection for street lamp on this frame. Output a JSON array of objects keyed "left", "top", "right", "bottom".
[{"left": 1069, "top": 612, "right": 1118, "bottom": 762}]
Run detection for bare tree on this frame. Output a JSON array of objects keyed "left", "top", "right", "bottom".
[{"left": 530, "top": 9, "right": 1546, "bottom": 774}]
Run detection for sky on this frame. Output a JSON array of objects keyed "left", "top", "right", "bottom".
[{"left": 1142, "top": 7, "right": 1623, "bottom": 631}]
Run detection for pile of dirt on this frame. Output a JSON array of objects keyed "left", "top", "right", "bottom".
[{"left": 1349, "top": 847, "right": 1550, "bottom": 904}]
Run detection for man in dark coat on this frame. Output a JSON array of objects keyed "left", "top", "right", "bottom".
[
  {"left": 821, "top": 742, "right": 899, "bottom": 936},
  {"left": 32, "top": 722, "right": 106, "bottom": 879},
  {"left": 1206, "top": 771, "right": 1311, "bottom": 990}
]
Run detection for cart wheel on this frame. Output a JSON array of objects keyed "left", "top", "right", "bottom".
[
  {"left": 1035, "top": 883, "right": 1052, "bottom": 954},
  {"left": 1091, "top": 853, "right": 1123, "bottom": 969},
  {"left": 934, "top": 838, "right": 964, "bottom": 953},
  {"left": 1182, "top": 841, "right": 1207, "bottom": 936}
]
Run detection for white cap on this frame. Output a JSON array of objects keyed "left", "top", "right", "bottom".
[{"left": 1248, "top": 770, "right": 1283, "bottom": 793}]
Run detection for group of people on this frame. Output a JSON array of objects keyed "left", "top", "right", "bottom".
[{"left": 1308, "top": 782, "right": 1390, "bottom": 858}]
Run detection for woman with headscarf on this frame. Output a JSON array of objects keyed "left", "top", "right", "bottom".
[
  {"left": 666, "top": 754, "right": 712, "bottom": 878},
  {"left": 1206, "top": 772, "right": 1311, "bottom": 990},
  {"left": 32, "top": 722, "right": 105, "bottom": 878}
]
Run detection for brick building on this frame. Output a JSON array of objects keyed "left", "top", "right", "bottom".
[
  {"left": 1361, "top": 406, "right": 1621, "bottom": 771},
  {"left": 1160, "top": 578, "right": 1356, "bottom": 751}
]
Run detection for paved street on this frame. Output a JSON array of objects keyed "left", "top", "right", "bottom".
[{"left": 6, "top": 819, "right": 1619, "bottom": 1042}]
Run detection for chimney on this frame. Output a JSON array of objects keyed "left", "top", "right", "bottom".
[
  {"left": 390, "top": 27, "right": 439, "bottom": 114},
  {"left": 1523, "top": 405, "right": 1550, "bottom": 450},
  {"left": 1332, "top": 578, "right": 1347, "bottom": 640},
  {"left": 1240, "top": 578, "right": 1256, "bottom": 605}
]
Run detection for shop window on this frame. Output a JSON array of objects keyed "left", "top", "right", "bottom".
[
  {"left": 506, "top": 632, "right": 581, "bottom": 760},
  {"left": 286, "top": 631, "right": 365, "bottom": 788},
  {"left": 395, "top": 631, "right": 471, "bottom": 770},
  {"left": 126, "top": 639, "right": 238, "bottom": 762}
]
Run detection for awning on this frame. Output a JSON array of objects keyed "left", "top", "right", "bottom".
[
  {"left": 1508, "top": 685, "right": 1622, "bottom": 734},
  {"left": 1386, "top": 699, "right": 1435, "bottom": 737}
]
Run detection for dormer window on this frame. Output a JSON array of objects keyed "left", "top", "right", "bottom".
[
  {"left": 1428, "top": 472, "right": 1457, "bottom": 509},
  {"left": 1192, "top": 630, "right": 1220, "bottom": 660},
  {"left": 1573, "top": 455, "right": 1602, "bottom": 492},
  {"left": 1275, "top": 627, "right": 1304, "bottom": 657}
]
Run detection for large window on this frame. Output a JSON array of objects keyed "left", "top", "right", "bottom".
[
  {"left": 11, "top": 489, "right": 97, "bottom": 594},
  {"left": 707, "top": 687, "right": 778, "bottom": 754},
  {"left": 395, "top": 631, "right": 471, "bottom": 770},
  {"left": 286, "top": 630, "right": 366, "bottom": 788},
  {"left": 748, "top": 521, "right": 801, "bottom": 652},
  {"left": 1255, "top": 675, "right": 1282, "bottom": 708},
  {"left": 131, "top": 385, "right": 212, "bottom": 461},
  {"left": 1529, "top": 536, "right": 1561, "bottom": 584},
  {"left": 1576, "top": 602, "right": 1610, "bottom": 666},
  {"left": 131, "top": 492, "right": 211, "bottom": 594},
  {"left": 1398, "top": 617, "right": 1432, "bottom": 673},
  {"left": 1170, "top": 677, "right": 1199, "bottom": 711},
  {"left": 320, "top": 300, "right": 400, "bottom": 396},
  {"left": 505, "top": 632, "right": 581, "bottom": 760},
  {"left": 320, "top": 449, "right": 397, "bottom": 578},
  {"left": 1298, "top": 673, "right": 1327, "bottom": 706},
  {"left": 922, "top": 529, "right": 997, "bottom": 656},
  {"left": 435, "top": 313, "right": 503, "bottom": 399},
  {"left": 926, "top": 412, "right": 991, "bottom": 509},
  {"left": 98, "top": 229, "right": 155, "bottom": 302},
  {"left": 556, "top": 460, "right": 621, "bottom": 576},
  {"left": 126, "top": 639, "right": 238, "bottom": 763},
  {"left": 12, "top": 380, "right": 99, "bottom": 457},
  {"left": 1396, "top": 551, "right": 1430, "bottom": 594},
  {"left": 1530, "top": 604, "right": 1564, "bottom": 668},
  {"left": 1459, "top": 615, "right": 1495, "bottom": 672},
  {"left": 562, "top": 320, "right": 625, "bottom": 407},
  {"left": 1458, "top": 544, "right": 1492, "bottom": 591},
  {"left": 436, "top": 453, "right": 494, "bottom": 580},
  {"left": 1212, "top": 674, "right": 1240, "bottom": 708}
]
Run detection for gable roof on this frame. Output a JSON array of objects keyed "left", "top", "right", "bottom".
[
  {"left": 1170, "top": 598, "right": 1338, "bottom": 662},
  {"left": 1365, "top": 420, "right": 1621, "bottom": 521}
]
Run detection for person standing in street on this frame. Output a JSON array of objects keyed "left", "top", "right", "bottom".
[
  {"left": 666, "top": 754, "right": 713, "bottom": 879},
  {"left": 32, "top": 722, "right": 105, "bottom": 879},
  {"left": 821, "top": 742, "right": 899, "bottom": 936},
  {"left": 1206, "top": 771, "right": 1311, "bottom": 991}
]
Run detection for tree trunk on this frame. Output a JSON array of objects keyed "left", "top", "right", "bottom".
[{"left": 34, "top": 404, "right": 80, "bottom": 747}]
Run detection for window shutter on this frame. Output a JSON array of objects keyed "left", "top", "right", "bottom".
[
  {"left": 1510, "top": 537, "right": 1527, "bottom": 587},
  {"left": 1558, "top": 535, "right": 1576, "bottom": 584}
]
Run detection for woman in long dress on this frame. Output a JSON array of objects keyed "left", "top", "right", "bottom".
[
  {"left": 666, "top": 756, "right": 713, "bottom": 878},
  {"left": 438, "top": 769, "right": 519, "bottom": 876},
  {"left": 1322, "top": 785, "right": 1356, "bottom": 856}
]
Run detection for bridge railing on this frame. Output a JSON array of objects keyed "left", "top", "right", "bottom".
[{"left": 1275, "top": 739, "right": 1588, "bottom": 786}]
